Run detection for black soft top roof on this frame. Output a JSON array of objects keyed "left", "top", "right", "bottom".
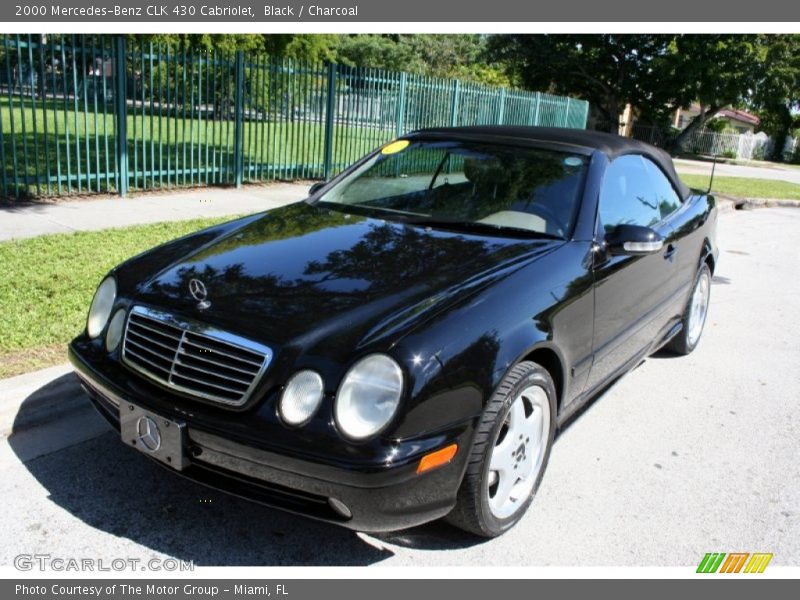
[{"left": 408, "top": 126, "right": 691, "bottom": 199}]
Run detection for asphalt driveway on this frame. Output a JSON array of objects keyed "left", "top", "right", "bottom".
[{"left": 1, "top": 207, "right": 798, "bottom": 567}]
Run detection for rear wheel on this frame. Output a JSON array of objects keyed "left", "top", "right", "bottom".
[
  {"left": 446, "top": 361, "right": 556, "bottom": 537},
  {"left": 665, "top": 263, "right": 711, "bottom": 355}
]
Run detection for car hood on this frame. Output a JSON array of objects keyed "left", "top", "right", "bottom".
[{"left": 128, "top": 202, "right": 561, "bottom": 356}]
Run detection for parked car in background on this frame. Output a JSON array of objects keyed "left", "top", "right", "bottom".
[{"left": 70, "top": 127, "right": 717, "bottom": 537}]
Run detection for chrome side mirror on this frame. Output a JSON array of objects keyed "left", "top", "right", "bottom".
[{"left": 605, "top": 224, "right": 664, "bottom": 256}]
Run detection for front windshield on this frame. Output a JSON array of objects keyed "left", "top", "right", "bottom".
[{"left": 316, "top": 140, "right": 589, "bottom": 238}]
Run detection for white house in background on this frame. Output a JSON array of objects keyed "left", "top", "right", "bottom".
[{"left": 672, "top": 104, "right": 761, "bottom": 134}]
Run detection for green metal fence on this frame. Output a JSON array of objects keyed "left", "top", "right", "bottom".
[{"left": 0, "top": 34, "right": 589, "bottom": 200}]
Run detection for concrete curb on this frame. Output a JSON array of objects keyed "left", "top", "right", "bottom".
[
  {"left": 737, "top": 197, "right": 800, "bottom": 209},
  {"left": 715, "top": 196, "right": 736, "bottom": 213},
  {"left": 0, "top": 363, "right": 87, "bottom": 436},
  {"left": 714, "top": 195, "right": 800, "bottom": 212}
]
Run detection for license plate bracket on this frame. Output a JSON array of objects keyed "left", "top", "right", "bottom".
[{"left": 119, "top": 402, "right": 188, "bottom": 470}]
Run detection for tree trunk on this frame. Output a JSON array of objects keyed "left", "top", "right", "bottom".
[
  {"left": 667, "top": 105, "right": 719, "bottom": 154},
  {"left": 594, "top": 98, "right": 620, "bottom": 133},
  {"left": 769, "top": 128, "right": 789, "bottom": 162},
  {"left": 599, "top": 117, "right": 618, "bottom": 134},
  {"left": 767, "top": 104, "right": 792, "bottom": 163}
]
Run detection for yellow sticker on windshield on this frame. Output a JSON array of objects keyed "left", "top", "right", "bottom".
[{"left": 381, "top": 140, "right": 410, "bottom": 155}]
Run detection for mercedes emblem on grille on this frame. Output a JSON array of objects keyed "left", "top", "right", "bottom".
[
  {"left": 136, "top": 416, "right": 161, "bottom": 452},
  {"left": 188, "top": 278, "right": 211, "bottom": 310}
]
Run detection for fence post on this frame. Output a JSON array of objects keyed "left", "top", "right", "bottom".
[
  {"left": 563, "top": 97, "right": 571, "bottom": 127},
  {"left": 323, "top": 62, "right": 337, "bottom": 180},
  {"left": 395, "top": 71, "right": 407, "bottom": 138},
  {"left": 450, "top": 80, "right": 461, "bottom": 127},
  {"left": 113, "top": 35, "right": 128, "bottom": 197},
  {"left": 497, "top": 88, "right": 506, "bottom": 125},
  {"left": 233, "top": 50, "right": 245, "bottom": 188}
]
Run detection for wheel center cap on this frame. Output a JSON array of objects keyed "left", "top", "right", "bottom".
[{"left": 515, "top": 442, "right": 526, "bottom": 462}]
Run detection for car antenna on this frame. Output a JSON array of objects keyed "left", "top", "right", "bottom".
[{"left": 706, "top": 154, "right": 717, "bottom": 195}]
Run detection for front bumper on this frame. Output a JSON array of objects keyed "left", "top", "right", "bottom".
[{"left": 69, "top": 342, "right": 473, "bottom": 532}]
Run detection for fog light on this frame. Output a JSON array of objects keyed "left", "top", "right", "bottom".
[
  {"left": 328, "top": 497, "right": 352, "bottom": 519},
  {"left": 105, "top": 308, "right": 127, "bottom": 352},
  {"left": 279, "top": 370, "right": 324, "bottom": 426}
]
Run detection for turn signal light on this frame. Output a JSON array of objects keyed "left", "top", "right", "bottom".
[{"left": 416, "top": 444, "right": 458, "bottom": 474}]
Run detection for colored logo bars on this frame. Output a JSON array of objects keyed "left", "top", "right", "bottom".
[{"left": 697, "top": 552, "right": 773, "bottom": 574}]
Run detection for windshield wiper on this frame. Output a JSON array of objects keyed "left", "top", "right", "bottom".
[
  {"left": 400, "top": 217, "right": 565, "bottom": 240},
  {"left": 316, "top": 201, "right": 430, "bottom": 220}
]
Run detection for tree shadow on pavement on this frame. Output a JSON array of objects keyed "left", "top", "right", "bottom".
[{"left": 7, "top": 375, "right": 486, "bottom": 566}]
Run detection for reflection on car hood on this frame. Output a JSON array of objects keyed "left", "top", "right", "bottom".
[{"left": 129, "top": 202, "right": 561, "bottom": 355}]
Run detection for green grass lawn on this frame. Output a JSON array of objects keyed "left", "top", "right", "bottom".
[
  {"left": 678, "top": 174, "right": 800, "bottom": 201},
  {"left": 1, "top": 97, "right": 390, "bottom": 198},
  {"left": 0, "top": 216, "right": 232, "bottom": 378}
]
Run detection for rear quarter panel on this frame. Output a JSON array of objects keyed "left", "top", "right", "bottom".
[{"left": 670, "top": 192, "right": 718, "bottom": 304}]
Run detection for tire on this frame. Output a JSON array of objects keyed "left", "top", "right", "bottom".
[
  {"left": 665, "top": 263, "right": 712, "bottom": 356},
  {"left": 446, "top": 360, "right": 556, "bottom": 537}
]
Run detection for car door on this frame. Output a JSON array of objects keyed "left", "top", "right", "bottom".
[
  {"left": 584, "top": 154, "right": 680, "bottom": 391},
  {"left": 641, "top": 156, "right": 695, "bottom": 321}
]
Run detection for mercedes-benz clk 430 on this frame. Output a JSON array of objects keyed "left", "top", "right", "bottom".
[{"left": 70, "top": 127, "right": 717, "bottom": 537}]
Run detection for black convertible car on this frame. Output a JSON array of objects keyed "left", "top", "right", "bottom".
[{"left": 70, "top": 127, "right": 717, "bottom": 537}]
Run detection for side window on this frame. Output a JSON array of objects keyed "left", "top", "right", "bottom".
[
  {"left": 642, "top": 158, "right": 682, "bottom": 219},
  {"left": 599, "top": 155, "right": 660, "bottom": 232}
]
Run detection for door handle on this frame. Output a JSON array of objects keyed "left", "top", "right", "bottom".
[{"left": 663, "top": 243, "right": 678, "bottom": 261}]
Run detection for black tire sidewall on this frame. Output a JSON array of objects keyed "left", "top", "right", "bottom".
[
  {"left": 683, "top": 264, "right": 712, "bottom": 353},
  {"left": 475, "top": 363, "right": 557, "bottom": 536}
]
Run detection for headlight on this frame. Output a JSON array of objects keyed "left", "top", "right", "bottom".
[
  {"left": 87, "top": 276, "right": 116, "bottom": 338},
  {"left": 335, "top": 354, "right": 403, "bottom": 440},
  {"left": 105, "top": 308, "right": 127, "bottom": 352},
  {"left": 279, "top": 370, "right": 325, "bottom": 426}
]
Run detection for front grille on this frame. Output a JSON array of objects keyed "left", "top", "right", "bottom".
[{"left": 121, "top": 306, "right": 272, "bottom": 407}]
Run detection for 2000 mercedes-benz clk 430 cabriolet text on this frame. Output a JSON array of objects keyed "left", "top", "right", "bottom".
[{"left": 70, "top": 127, "right": 717, "bottom": 537}]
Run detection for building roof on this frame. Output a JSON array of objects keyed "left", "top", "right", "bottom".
[
  {"left": 408, "top": 126, "right": 691, "bottom": 199},
  {"left": 715, "top": 108, "right": 760, "bottom": 126}
]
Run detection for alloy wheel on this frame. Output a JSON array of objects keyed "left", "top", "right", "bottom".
[{"left": 487, "top": 385, "right": 551, "bottom": 519}]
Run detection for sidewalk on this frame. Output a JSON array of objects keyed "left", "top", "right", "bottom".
[
  {"left": 0, "top": 182, "right": 312, "bottom": 242},
  {"left": 675, "top": 158, "right": 800, "bottom": 185}
]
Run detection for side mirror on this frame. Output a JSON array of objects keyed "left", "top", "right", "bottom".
[
  {"left": 308, "top": 181, "right": 326, "bottom": 196},
  {"left": 605, "top": 224, "right": 664, "bottom": 256}
]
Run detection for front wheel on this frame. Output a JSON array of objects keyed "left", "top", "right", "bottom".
[
  {"left": 446, "top": 361, "right": 556, "bottom": 537},
  {"left": 665, "top": 263, "right": 712, "bottom": 355}
]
